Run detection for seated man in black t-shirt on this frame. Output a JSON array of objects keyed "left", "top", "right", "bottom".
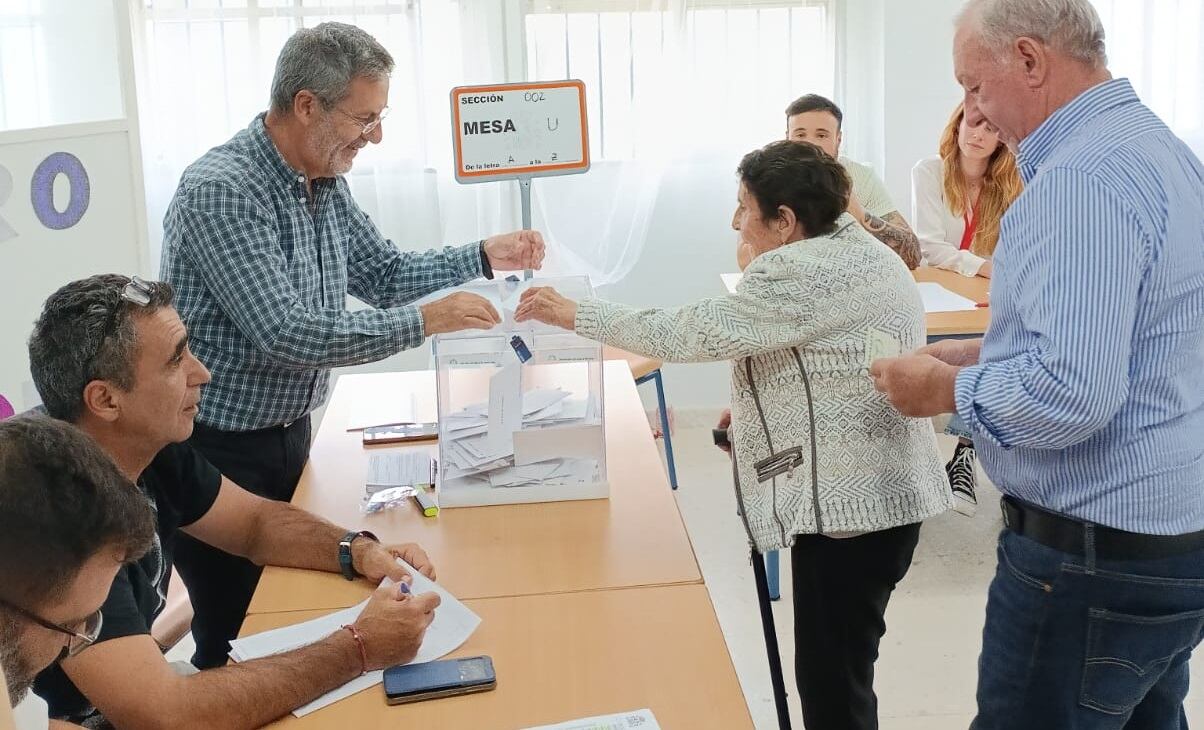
[{"left": 27, "top": 275, "right": 442, "bottom": 729}]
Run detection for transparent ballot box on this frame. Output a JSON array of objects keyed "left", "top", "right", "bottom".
[{"left": 431, "top": 276, "right": 608, "bottom": 508}]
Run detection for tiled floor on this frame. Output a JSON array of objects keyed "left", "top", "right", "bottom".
[{"left": 665, "top": 419, "right": 1204, "bottom": 729}]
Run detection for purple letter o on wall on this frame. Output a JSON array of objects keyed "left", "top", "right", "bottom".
[{"left": 30, "top": 152, "right": 90, "bottom": 230}]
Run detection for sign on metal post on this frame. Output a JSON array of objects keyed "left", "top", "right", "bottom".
[
  {"left": 450, "top": 80, "right": 591, "bottom": 279},
  {"left": 450, "top": 80, "right": 590, "bottom": 183}
]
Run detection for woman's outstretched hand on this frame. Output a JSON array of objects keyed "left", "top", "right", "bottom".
[
  {"left": 714, "top": 409, "right": 732, "bottom": 454},
  {"left": 514, "top": 286, "right": 578, "bottom": 330}
]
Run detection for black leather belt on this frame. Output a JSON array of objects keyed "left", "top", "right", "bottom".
[{"left": 1001, "top": 496, "right": 1204, "bottom": 561}]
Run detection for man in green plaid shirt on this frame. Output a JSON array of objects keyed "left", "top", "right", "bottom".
[{"left": 160, "top": 22, "right": 544, "bottom": 669}]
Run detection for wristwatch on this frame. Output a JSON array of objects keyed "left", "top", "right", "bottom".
[
  {"left": 338, "top": 530, "right": 380, "bottom": 581},
  {"left": 478, "top": 240, "right": 494, "bottom": 280}
]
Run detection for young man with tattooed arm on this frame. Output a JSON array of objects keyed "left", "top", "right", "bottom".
[{"left": 779, "top": 94, "right": 922, "bottom": 269}]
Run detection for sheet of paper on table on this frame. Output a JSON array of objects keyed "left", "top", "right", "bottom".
[
  {"left": 916, "top": 282, "right": 978, "bottom": 312},
  {"left": 227, "top": 560, "right": 480, "bottom": 717},
  {"left": 522, "top": 709, "right": 661, "bottom": 730}
]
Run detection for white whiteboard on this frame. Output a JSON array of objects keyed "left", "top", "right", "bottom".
[
  {"left": 451, "top": 80, "right": 590, "bottom": 183},
  {"left": 0, "top": 125, "right": 146, "bottom": 410}
]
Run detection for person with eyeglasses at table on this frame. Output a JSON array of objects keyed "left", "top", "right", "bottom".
[
  {"left": 158, "top": 21, "right": 544, "bottom": 670},
  {"left": 28, "top": 275, "right": 441, "bottom": 730},
  {"left": 0, "top": 415, "right": 156, "bottom": 730}
]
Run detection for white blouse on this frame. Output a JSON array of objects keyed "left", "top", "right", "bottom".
[{"left": 910, "top": 156, "right": 989, "bottom": 277}]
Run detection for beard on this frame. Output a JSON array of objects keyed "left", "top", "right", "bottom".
[
  {"left": 312, "top": 117, "right": 362, "bottom": 177},
  {"left": 0, "top": 617, "right": 35, "bottom": 705}
]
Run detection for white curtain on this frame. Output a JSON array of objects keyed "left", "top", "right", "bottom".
[
  {"left": 524, "top": 0, "right": 834, "bottom": 284},
  {"left": 131, "top": 0, "right": 507, "bottom": 270},
  {"left": 131, "top": 0, "right": 834, "bottom": 285},
  {"left": 1092, "top": 0, "right": 1204, "bottom": 157}
]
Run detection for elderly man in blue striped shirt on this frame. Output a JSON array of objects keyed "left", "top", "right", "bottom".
[
  {"left": 160, "top": 22, "right": 544, "bottom": 669},
  {"left": 871, "top": 0, "right": 1204, "bottom": 726}
]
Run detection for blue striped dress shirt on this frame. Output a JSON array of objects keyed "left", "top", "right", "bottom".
[
  {"left": 161, "top": 115, "right": 486, "bottom": 432},
  {"left": 953, "top": 79, "right": 1204, "bottom": 535}
]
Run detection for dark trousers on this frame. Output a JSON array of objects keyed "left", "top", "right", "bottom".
[
  {"left": 791, "top": 522, "right": 922, "bottom": 730},
  {"left": 972, "top": 528, "right": 1204, "bottom": 730},
  {"left": 174, "top": 416, "right": 311, "bottom": 669}
]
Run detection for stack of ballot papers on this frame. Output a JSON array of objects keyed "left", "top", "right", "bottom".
[
  {"left": 441, "top": 363, "right": 602, "bottom": 490},
  {"left": 366, "top": 452, "right": 435, "bottom": 488},
  {"left": 227, "top": 560, "right": 480, "bottom": 717}
]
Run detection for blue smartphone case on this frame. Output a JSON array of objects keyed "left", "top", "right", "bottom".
[{"left": 383, "top": 656, "right": 495, "bottom": 699}]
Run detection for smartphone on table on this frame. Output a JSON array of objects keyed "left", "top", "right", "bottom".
[{"left": 383, "top": 656, "right": 496, "bottom": 705}]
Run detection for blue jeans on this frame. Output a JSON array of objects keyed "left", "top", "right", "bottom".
[
  {"left": 946, "top": 412, "right": 973, "bottom": 440},
  {"left": 973, "top": 528, "right": 1204, "bottom": 729}
]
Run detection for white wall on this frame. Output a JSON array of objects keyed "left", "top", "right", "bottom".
[
  {"left": 880, "top": 0, "right": 966, "bottom": 213},
  {"left": 0, "top": 0, "right": 146, "bottom": 412},
  {"left": 594, "top": 159, "right": 743, "bottom": 413}
]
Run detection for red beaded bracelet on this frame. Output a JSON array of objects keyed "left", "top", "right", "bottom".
[{"left": 342, "top": 624, "right": 368, "bottom": 675}]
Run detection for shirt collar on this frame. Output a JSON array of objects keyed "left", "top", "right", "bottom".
[
  {"left": 1015, "top": 78, "right": 1138, "bottom": 181},
  {"left": 249, "top": 112, "right": 310, "bottom": 190}
]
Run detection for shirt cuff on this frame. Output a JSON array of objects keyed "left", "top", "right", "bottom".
[
  {"left": 393, "top": 305, "right": 427, "bottom": 350},
  {"left": 444, "top": 241, "right": 487, "bottom": 282},
  {"left": 955, "top": 253, "right": 989, "bottom": 278},
  {"left": 478, "top": 240, "right": 493, "bottom": 280},
  {"left": 574, "top": 298, "right": 605, "bottom": 339},
  {"left": 954, "top": 364, "right": 1009, "bottom": 448}
]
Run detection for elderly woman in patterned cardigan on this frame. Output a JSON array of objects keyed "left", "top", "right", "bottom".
[{"left": 516, "top": 139, "right": 949, "bottom": 729}]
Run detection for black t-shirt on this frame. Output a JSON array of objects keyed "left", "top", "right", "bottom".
[{"left": 35, "top": 442, "right": 222, "bottom": 718}]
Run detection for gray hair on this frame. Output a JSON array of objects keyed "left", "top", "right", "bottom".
[
  {"left": 270, "top": 22, "right": 395, "bottom": 113},
  {"left": 959, "top": 0, "right": 1107, "bottom": 67},
  {"left": 28, "top": 274, "right": 175, "bottom": 422}
]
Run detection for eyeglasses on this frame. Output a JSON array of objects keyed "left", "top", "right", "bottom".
[
  {"left": 88, "top": 276, "right": 154, "bottom": 378},
  {"left": 334, "top": 106, "right": 389, "bottom": 137},
  {"left": 0, "top": 597, "right": 103, "bottom": 659}
]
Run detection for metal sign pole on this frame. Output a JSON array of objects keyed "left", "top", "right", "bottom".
[{"left": 519, "top": 176, "right": 533, "bottom": 280}]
